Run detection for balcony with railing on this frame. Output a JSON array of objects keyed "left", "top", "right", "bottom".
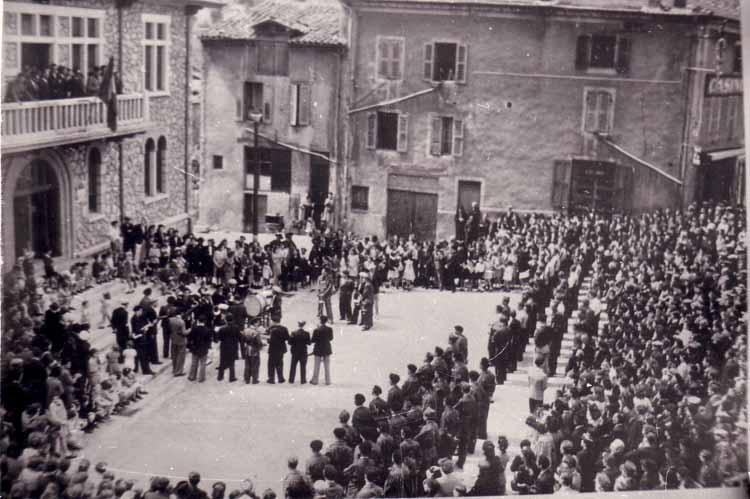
[{"left": 2, "top": 93, "right": 150, "bottom": 154}]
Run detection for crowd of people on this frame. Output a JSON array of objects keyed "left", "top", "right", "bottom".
[
  {"left": 1, "top": 202, "right": 747, "bottom": 498},
  {"left": 4, "top": 64, "right": 123, "bottom": 104}
]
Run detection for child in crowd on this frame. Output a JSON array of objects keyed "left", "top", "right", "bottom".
[
  {"left": 105, "top": 345, "right": 122, "bottom": 376},
  {"left": 403, "top": 256, "right": 415, "bottom": 291},
  {"left": 122, "top": 341, "right": 137, "bottom": 372},
  {"left": 100, "top": 292, "right": 112, "bottom": 329}
]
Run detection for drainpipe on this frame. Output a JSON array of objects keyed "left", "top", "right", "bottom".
[
  {"left": 184, "top": 7, "right": 196, "bottom": 233},
  {"left": 334, "top": 45, "right": 344, "bottom": 228},
  {"left": 117, "top": 1, "right": 125, "bottom": 222}
]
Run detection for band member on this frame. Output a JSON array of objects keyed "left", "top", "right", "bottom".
[
  {"left": 338, "top": 270, "right": 355, "bottom": 322},
  {"left": 130, "top": 305, "right": 154, "bottom": 375},
  {"left": 317, "top": 267, "right": 335, "bottom": 323},
  {"left": 359, "top": 273, "right": 375, "bottom": 331}
]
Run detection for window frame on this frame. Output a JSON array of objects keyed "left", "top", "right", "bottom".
[
  {"left": 581, "top": 87, "right": 616, "bottom": 135},
  {"left": 3, "top": 3, "right": 105, "bottom": 80},
  {"left": 351, "top": 185, "right": 370, "bottom": 211},
  {"left": 428, "top": 114, "right": 465, "bottom": 157},
  {"left": 367, "top": 110, "right": 409, "bottom": 152},
  {"left": 577, "top": 34, "right": 630, "bottom": 75},
  {"left": 376, "top": 36, "right": 405, "bottom": 81},
  {"left": 142, "top": 13, "right": 171, "bottom": 95},
  {"left": 423, "top": 39, "right": 468, "bottom": 84},
  {"left": 144, "top": 138, "right": 156, "bottom": 197},
  {"left": 290, "top": 82, "right": 312, "bottom": 127}
]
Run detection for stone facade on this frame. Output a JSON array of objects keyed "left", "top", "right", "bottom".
[
  {"left": 200, "top": 37, "right": 344, "bottom": 232},
  {"left": 1, "top": 0, "right": 207, "bottom": 266},
  {"left": 342, "top": 1, "right": 743, "bottom": 240}
]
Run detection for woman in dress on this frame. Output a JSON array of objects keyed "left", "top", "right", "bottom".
[{"left": 402, "top": 256, "right": 415, "bottom": 290}]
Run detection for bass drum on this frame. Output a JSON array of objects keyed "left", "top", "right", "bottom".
[{"left": 245, "top": 294, "right": 268, "bottom": 317}]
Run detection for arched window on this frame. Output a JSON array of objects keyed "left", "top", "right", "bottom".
[
  {"left": 144, "top": 138, "right": 155, "bottom": 196},
  {"left": 88, "top": 148, "right": 102, "bottom": 213},
  {"left": 156, "top": 136, "right": 167, "bottom": 194}
]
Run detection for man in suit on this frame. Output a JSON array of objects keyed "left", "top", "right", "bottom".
[
  {"left": 130, "top": 306, "right": 154, "bottom": 375},
  {"left": 489, "top": 314, "right": 510, "bottom": 385},
  {"left": 241, "top": 317, "right": 264, "bottom": 384},
  {"left": 187, "top": 315, "right": 212, "bottom": 383},
  {"left": 311, "top": 315, "right": 333, "bottom": 385},
  {"left": 338, "top": 271, "right": 355, "bottom": 322},
  {"left": 216, "top": 313, "right": 241, "bottom": 382},
  {"left": 451, "top": 325, "right": 468, "bottom": 365},
  {"left": 288, "top": 320, "right": 311, "bottom": 384},
  {"left": 454, "top": 383, "right": 478, "bottom": 470},
  {"left": 387, "top": 373, "right": 403, "bottom": 412},
  {"left": 111, "top": 301, "right": 130, "bottom": 355},
  {"left": 169, "top": 310, "right": 189, "bottom": 377},
  {"left": 266, "top": 316, "right": 290, "bottom": 384}
]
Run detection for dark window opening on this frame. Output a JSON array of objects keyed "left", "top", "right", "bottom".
[
  {"left": 213, "top": 155, "right": 224, "bottom": 170},
  {"left": 156, "top": 136, "right": 166, "bottom": 194},
  {"left": 376, "top": 111, "right": 398, "bottom": 150},
  {"left": 433, "top": 43, "right": 457, "bottom": 81},
  {"left": 734, "top": 44, "right": 743, "bottom": 74},
  {"left": 351, "top": 186, "right": 369, "bottom": 211},
  {"left": 88, "top": 148, "right": 101, "bottom": 213},
  {"left": 144, "top": 139, "right": 155, "bottom": 196},
  {"left": 244, "top": 82, "right": 264, "bottom": 120},
  {"left": 590, "top": 35, "right": 617, "bottom": 68},
  {"left": 21, "top": 43, "right": 52, "bottom": 70},
  {"left": 440, "top": 117, "right": 453, "bottom": 155},
  {"left": 245, "top": 148, "right": 292, "bottom": 193}
]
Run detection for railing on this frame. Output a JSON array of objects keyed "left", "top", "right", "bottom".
[{"left": 2, "top": 93, "right": 149, "bottom": 150}]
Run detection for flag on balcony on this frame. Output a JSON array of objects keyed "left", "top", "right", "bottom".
[{"left": 98, "top": 57, "right": 118, "bottom": 132}]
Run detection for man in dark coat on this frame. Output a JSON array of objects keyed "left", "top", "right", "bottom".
[
  {"left": 352, "top": 393, "right": 378, "bottom": 442},
  {"left": 359, "top": 274, "right": 375, "bottom": 331},
  {"left": 130, "top": 306, "right": 154, "bottom": 375},
  {"left": 454, "top": 383, "right": 478, "bottom": 470},
  {"left": 489, "top": 315, "right": 510, "bottom": 385},
  {"left": 288, "top": 320, "right": 311, "bottom": 384},
  {"left": 311, "top": 315, "right": 333, "bottom": 385},
  {"left": 216, "top": 313, "right": 241, "bottom": 382},
  {"left": 111, "top": 301, "right": 130, "bottom": 354},
  {"left": 266, "top": 316, "right": 290, "bottom": 384},
  {"left": 187, "top": 315, "right": 212, "bottom": 382}
]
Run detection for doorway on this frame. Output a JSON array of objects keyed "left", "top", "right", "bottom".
[
  {"left": 698, "top": 158, "right": 735, "bottom": 204},
  {"left": 386, "top": 189, "right": 438, "bottom": 241},
  {"left": 243, "top": 193, "right": 268, "bottom": 233},
  {"left": 309, "top": 153, "right": 330, "bottom": 226},
  {"left": 13, "top": 159, "right": 61, "bottom": 258},
  {"left": 457, "top": 180, "right": 481, "bottom": 213}
]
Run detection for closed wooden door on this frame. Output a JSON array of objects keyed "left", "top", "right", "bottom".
[
  {"left": 243, "top": 193, "right": 268, "bottom": 233},
  {"left": 387, "top": 190, "right": 438, "bottom": 241}
]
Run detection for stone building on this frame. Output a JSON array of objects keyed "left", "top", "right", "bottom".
[
  {"left": 199, "top": 0, "right": 346, "bottom": 233},
  {"left": 1, "top": 0, "right": 219, "bottom": 269},
  {"left": 340, "top": 0, "right": 743, "bottom": 241}
]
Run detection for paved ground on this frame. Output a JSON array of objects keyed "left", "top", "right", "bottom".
[{"left": 75, "top": 284, "right": 548, "bottom": 493}]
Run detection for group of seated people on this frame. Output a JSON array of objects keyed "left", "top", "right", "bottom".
[
  {"left": 1, "top": 202, "right": 747, "bottom": 498},
  {"left": 3, "top": 64, "right": 123, "bottom": 104}
]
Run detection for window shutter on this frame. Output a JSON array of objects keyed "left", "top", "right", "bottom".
[
  {"left": 452, "top": 118, "right": 464, "bottom": 157},
  {"left": 392, "top": 41, "right": 402, "bottom": 80},
  {"left": 263, "top": 84, "right": 273, "bottom": 123},
  {"left": 429, "top": 115, "right": 442, "bottom": 156},
  {"left": 456, "top": 44, "right": 468, "bottom": 83},
  {"left": 290, "top": 84, "right": 299, "bottom": 126},
  {"left": 551, "top": 159, "right": 572, "bottom": 211},
  {"left": 575, "top": 35, "right": 590, "bottom": 70},
  {"left": 616, "top": 37, "right": 630, "bottom": 74},
  {"left": 397, "top": 113, "right": 409, "bottom": 153},
  {"left": 378, "top": 38, "right": 388, "bottom": 78},
  {"left": 298, "top": 83, "right": 311, "bottom": 126},
  {"left": 423, "top": 43, "right": 434, "bottom": 81},
  {"left": 366, "top": 112, "right": 376, "bottom": 149}
]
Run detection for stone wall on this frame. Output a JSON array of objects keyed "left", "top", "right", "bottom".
[{"left": 346, "top": 8, "right": 693, "bottom": 239}]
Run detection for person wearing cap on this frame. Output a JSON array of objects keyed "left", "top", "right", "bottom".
[
  {"left": 310, "top": 315, "right": 333, "bottom": 385},
  {"left": 338, "top": 270, "right": 355, "bottom": 323},
  {"left": 187, "top": 315, "right": 212, "bottom": 383},
  {"left": 241, "top": 317, "right": 265, "bottom": 384},
  {"left": 130, "top": 306, "right": 154, "bottom": 375},
  {"left": 216, "top": 313, "right": 241, "bottom": 382},
  {"left": 451, "top": 325, "right": 468, "bottom": 364},
  {"left": 266, "top": 315, "right": 290, "bottom": 384},
  {"left": 288, "top": 320, "right": 311, "bottom": 384},
  {"left": 110, "top": 301, "right": 130, "bottom": 356}
]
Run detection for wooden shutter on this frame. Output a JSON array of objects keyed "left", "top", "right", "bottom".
[
  {"left": 366, "top": 112, "right": 376, "bottom": 149},
  {"left": 423, "top": 43, "right": 434, "bottom": 81},
  {"left": 616, "top": 37, "right": 630, "bottom": 74},
  {"left": 456, "top": 44, "right": 468, "bottom": 83},
  {"left": 262, "top": 84, "right": 273, "bottom": 123},
  {"left": 452, "top": 118, "right": 464, "bottom": 157},
  {"left": 397, "top": 113, "right": 409, "bottom": 152},
  {"left": 391, "top": 41, "right": 402, "bottom": 80},
  {"left": 378, "top": 38, "right": 389, "bottom": 78},
  {"left": 575, "top": 35, "right": 590, "bottom": 70},
  {"left": 298, "top": 83, "right": 311, "bottom": 126},
  {"left": 429, "top": 115, "right": 442, "bottom": 156},
  {"left": 551, "top": 159, "right": 572, "bottom": 211},
  {"left": 289, "top": 84, "right": 299, "bottom": 126}
]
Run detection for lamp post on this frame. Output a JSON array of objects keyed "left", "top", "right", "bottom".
[{"left": 248, "top": 112, "right": 263, "bottom": 241}]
